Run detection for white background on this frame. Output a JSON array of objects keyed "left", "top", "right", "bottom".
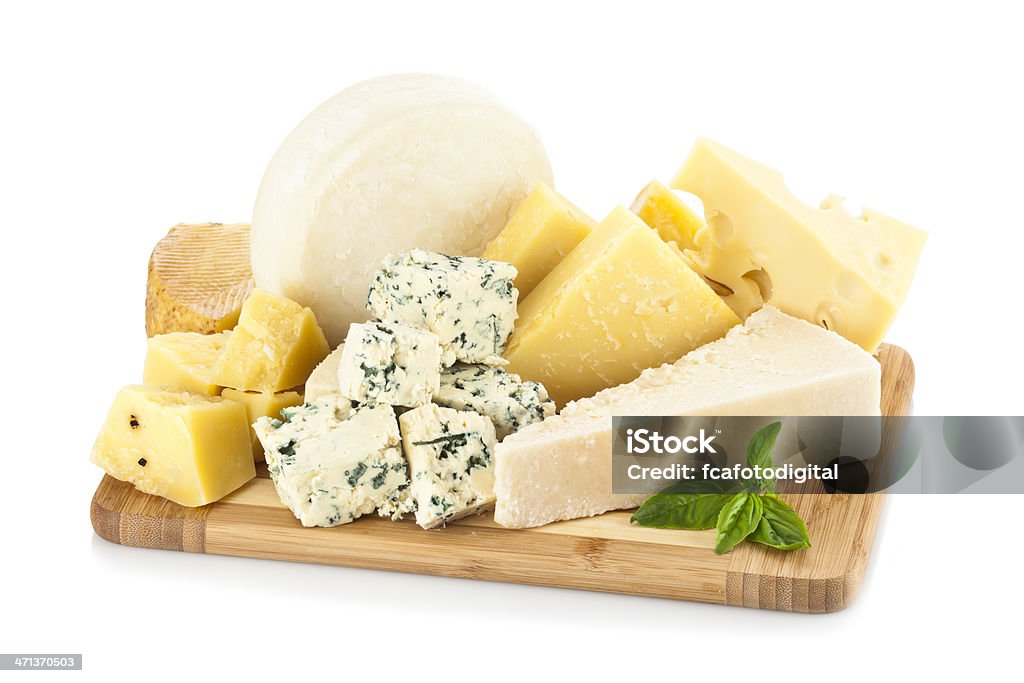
[{"left": 2, "top": 1, "right": 1022, "bottom": 680}]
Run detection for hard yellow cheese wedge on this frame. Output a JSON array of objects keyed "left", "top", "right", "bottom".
[
  {"left": 214, "top": 289, "right": 330, "bottom": 393},
  {"left": 90, "top": 386, "right": 255, "bottom": 507},
  {"left": 671, "top": 139, "right": 927, "bottom": 352},
  {"left": 630, "top": 179, "right": 703, "bottom": 248},
  {"left": 146, "top": 223, "right": 254, "bottom": 336},
  {"left": 143, "top": 331, "right": 231, "bottom": 396},
  {"left": 504, "top": 206, "right": 740, "bottom": 406},
  {"left": 221, "top": 388, "right": 304, "bottom": 461},
  {"left": 482, "top": 182, "right": 596, "bottom": 298}
]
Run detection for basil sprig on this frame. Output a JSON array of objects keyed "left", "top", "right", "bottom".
[{"left": 630, "top": 421, "right": 812, "bottom": 554}]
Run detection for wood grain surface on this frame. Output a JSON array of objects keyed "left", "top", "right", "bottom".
[{"left": 91, "top": 344, "right": 914, "bottom": 612}]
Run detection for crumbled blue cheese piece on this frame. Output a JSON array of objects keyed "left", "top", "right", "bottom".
[
  {"left": 366, "top": 249, "right": 518, "bottom": 366},
  {"left": 398, "top": 404, "right": 497, "bottom": 529},
  {"left": 253, "top": 396, "right": 413, "bottom": 527},
  {"left": 436, "top": 363, "right": 556, "bottom": 440},
  {"left": 337, "top": 322, "right": 442, "bottom": 408}
]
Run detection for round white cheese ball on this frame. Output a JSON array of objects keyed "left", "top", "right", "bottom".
[{"left": 251, "top": 74, "right": 554, "bottom": 345}]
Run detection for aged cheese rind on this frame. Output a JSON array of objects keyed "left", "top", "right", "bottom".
[
  {"left": 214, "top": 289, "right": 330, "bottom": 392},
  {"left": 494, "top": 307, "right": 881, "bottom": 528},
  {"left": 366, "top": 250, "right": 518, "bottom": 366},
  {"left": 221, "top": 388, "right": 304, "bottom": 462},
  {"left": 630, "top": 180, "right": 703, "bottom": 248},
  {"left": 253, "top": 398, "right": 412, "bottom": 527},
  {"left": 671, "top": 138, "right": 927, "bottom": 352},
  {"left": 399, "top": 404, "right": 497, "bottom": 529},
  {"left": 90, "top": 385, "right": 255, "bottom": 507},
  {"left": 436, "top": 363, "right": 555, "bottom": 440},
  {"left": 251, "top": 74, "right": 553, "bottom": 346},
  {"left": 146, "top": 223, "right": 254, "bottom": 336},
  {"left": 504, "top": 206, "right": 740, "bottom": 406},
  {"left": 304, "top": 344, "right": 344, "bottom": 402},
  {"left": 143, "top": 332, "right": 230, "bottom": 396},
  {"left": 338, "top": 322, "right": 442, "bottom": 407},
  {"left": 482, "top": 182, "right": 596, "bottom": 299}
]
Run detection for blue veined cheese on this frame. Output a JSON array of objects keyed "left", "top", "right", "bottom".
[
  {"left": 365, "top": 249, "right": 518, "bottom": 366},
  {"left": 337, "top": 322, "right": 441, "bottom": 407},
  {"left": 436, "top": 363, "right": 556, "bottom": 440},
  {"left": 398, "top": 404, "right": 497, "bottom": 529},
  {"left": 253, "top": 396, "right": 413, "bottom": 527}
]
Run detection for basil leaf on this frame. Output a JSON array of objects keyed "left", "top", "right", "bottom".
[
  {"left": 746, "top": 421, "right": 782, "bottom": 493},
  {"left": 658, "top": 477, "right": 742, "bottom": 496},
  {"left": 714, "top": 492, "right": 764, "bottom": 554},
  {"left": 630, "top": 494, "right": 733, "bottom": 529},
  {"left": 749, "top": 494, "right": 811, "bottom": 551}
]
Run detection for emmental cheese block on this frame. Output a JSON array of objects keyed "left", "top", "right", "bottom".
[
  {"left": 143, "top": 332, "right": 231, "bottom": 396},
  {"left": 671, "top": 139, "right": 927, "bottom": 352},
  {"left": 146, "top": 223, "right": 254, "bottom": 336},
  {"left": 503, "top": 206, "right": 741, "bottom": 406},
  {"left": 213, "top": 289, "right": 330, "bottom": 393},
  {"left": 221, "top": 388, "right": 304, "bottom": 462},
  {"left": 630, "top": 180, "right": 703, "bottom": 248},
  {"left": 482, "top": 182, "right": 596, "bottom": 298},
  {"left": 90, "top": 386, "right": 256, "bottom": 507},
  {"left": 494, "top": 307, "right": 881, "bottom": 529}
]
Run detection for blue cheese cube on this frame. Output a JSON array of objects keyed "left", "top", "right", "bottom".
[
  {"left": 337, "top": 322, "right": 442, "bottom": 408},
  {"left": 366, "top": 249, "right": 518, "bottom": 366},
  {"left": 253, "top": 397, "right": 413, "bottom": 527},
  {"left": 398, "top": 404, "right": 497, "bottom": 529},
  {"left": 436, "top": 363, "right": 556, "bottom": 440}
]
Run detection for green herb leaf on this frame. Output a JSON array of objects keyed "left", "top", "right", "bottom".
[
  {"left": 714, "top": 492, "right": 764, "bottom": 554},
  {"left": 749, "top": 494, "right": 811, "bottom": 551},
  {"left": 746, "top": 421, "right": 782, "bottom": 493},
  {"left": 658, "top": 477, "right": 743, "bottom": 496},
  {"left": 630, "top": 493, "right": 733, "bottom": 529}
]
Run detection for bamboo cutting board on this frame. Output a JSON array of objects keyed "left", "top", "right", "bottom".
[{"left": 91, "top": 344, "right": 913, "bottom": 613}]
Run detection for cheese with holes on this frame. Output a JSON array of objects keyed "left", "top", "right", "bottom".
[
  {"left": 338, "top": 322, "right": 442, "bottom": 407},
  {"left": 305, "top": 344, "right": 344, "bottom": 402},
  {"left": 251, "top": 74, "right": 553, "bottom": 346},
  {"left": 482, "top": 182, "right": 595, "bottom": 298},
  {"left": 90, "top": 385, "right": 255, "bottom": 507},
  {"left": 213, "top": 289, "right": 330, "bottom": 392},
  {"left": 221, "top": 388, "right": 304, "bottom": 461},
  {"left": 494, "top": 307, "right": 881, "bottom": 528},
  {"left": 143, "top": 332, "right": 230, "bottom": 396},
  {"left": 253, "top": 398, "right": 412, "bottom": 527},
  {"left": 504, "top": 206, "right": 740, "bottom": 406},
  {"left": 366, "top": 250, "right": 519, "bottom": 366},
  {"left": 630, "top": 180, "right": 703, "bottom": 248},
  {"left": 671, "top": 139, "right": 927, "bottom": 352},
  {"left": 436, "top": 363, "right": 555, "bottom": 440},
  {"left": 399, "top": 404, "right": 497, "bottom": 529},
  {"left": 146, "top": 223, "right": 254, "bottom": 336}
]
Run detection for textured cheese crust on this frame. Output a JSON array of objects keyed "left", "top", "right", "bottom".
[
  {"left": 254, "top": 398, "right": 412, "bottom": 527},
  {"left": 146, "top": 223, "right": 254, "bottom": 336},
  {"left": 338, "top": 321, "right": 442, "bottom": 407},
  {"left": 251, "top": 74, "right": 552, "bottom": 346},
  {"left": 436, "top": 363, "right": 555, "bottom": 440},
  {"left": 494, "top": 307, "right": 881, "bottom": 528},
  {"left": 399, "top": 404, "right": 497, "bottom": 529},
  {"left": 366, "top": 250, "right": 519, "bottom": 366}
]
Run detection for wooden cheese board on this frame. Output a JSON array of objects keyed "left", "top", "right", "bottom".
[{"left": 91, "top": 344, "right": 913, "bottom": 613}]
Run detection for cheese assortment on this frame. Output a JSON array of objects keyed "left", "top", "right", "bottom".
[{"left": 93, "top": 74, "right": 927, "bottom": 553}]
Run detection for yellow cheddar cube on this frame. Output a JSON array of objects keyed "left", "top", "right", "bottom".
[
  {"left": 504, "top": 207, "right": 740, "bottom": 406},
  {"left": 221, "top": 388, "right": 304, "bottom": 462},
  {"left": 630, "top": 180, "right": 703, "bottom": 249},
  {"left": 671, "top": 139, "right": 927, "bottom": 352},
  {"left": 482, "top": 182, "right": 596, "bottom": 298},
  {"left": 90, "top": 385, "right": 256, "bottom": 507},
  {"left": 143, "top": 331, "right": 230, "bottom": 396},
  {"left": 213, "top": 289, "right": 330, "bottom": 392}
]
